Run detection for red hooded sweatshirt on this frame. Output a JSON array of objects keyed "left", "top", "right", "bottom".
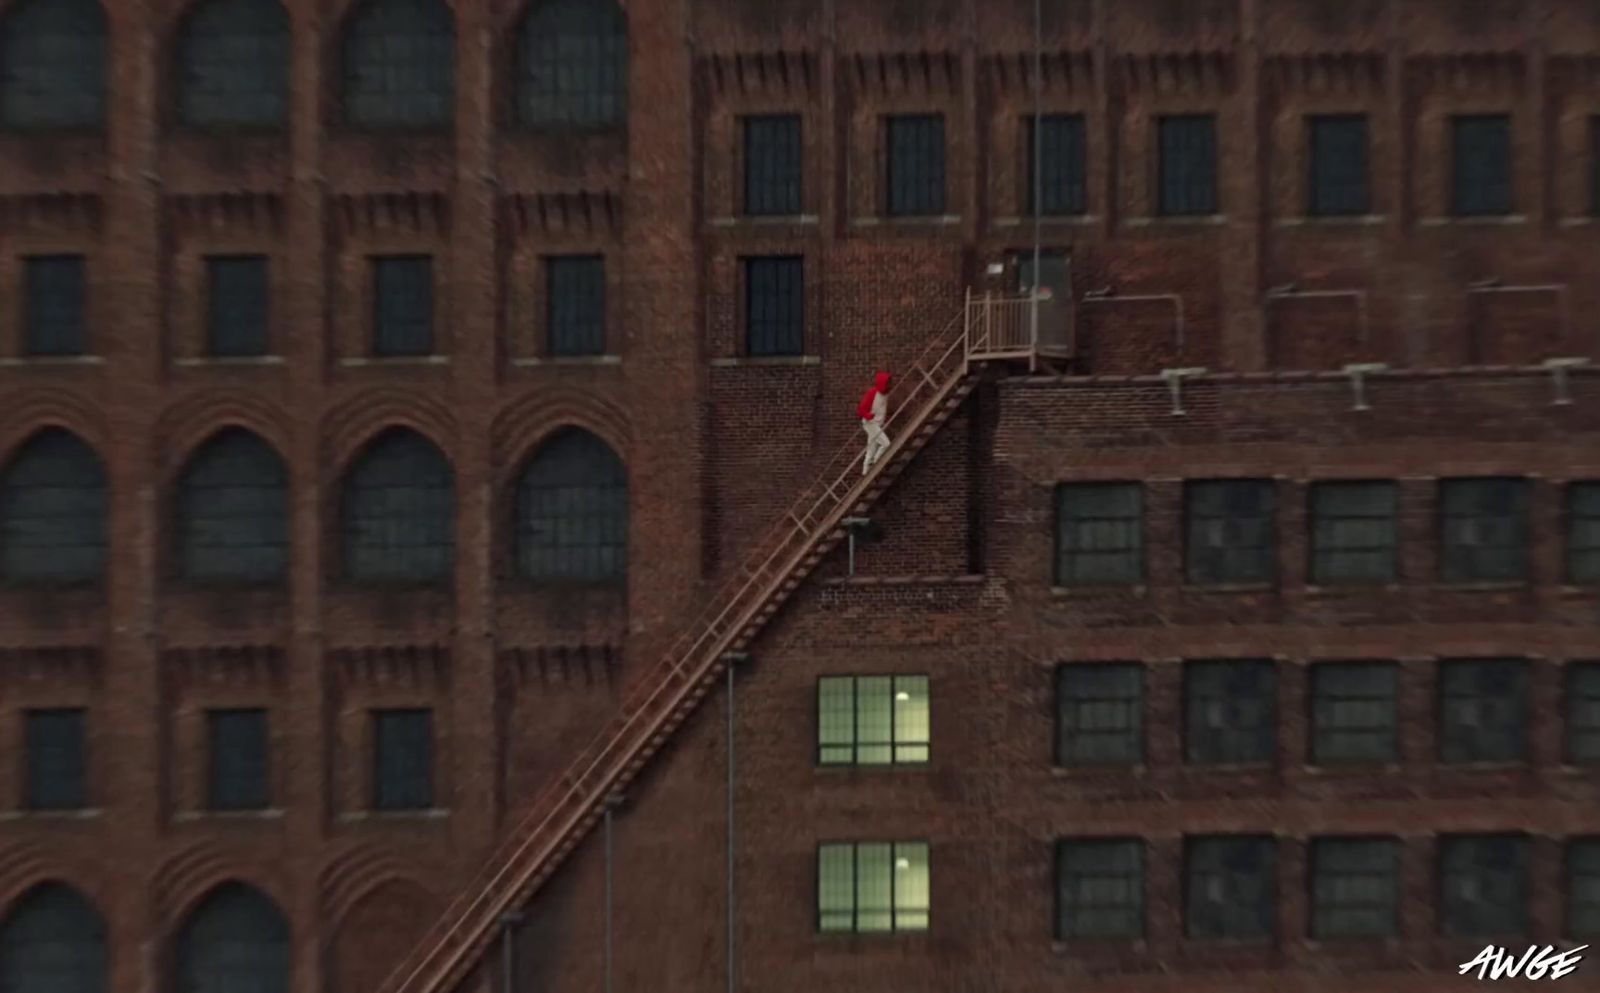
[{"left": 858, "top": 372, "right": 891, "bottom": 423}]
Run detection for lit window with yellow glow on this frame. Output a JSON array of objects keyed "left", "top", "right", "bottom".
[
  {"left": 817, "top": 675, "right": 929, "bottom": 765},
  {"left": 817, "top": 841, "right": 930, "bottom": 933}
]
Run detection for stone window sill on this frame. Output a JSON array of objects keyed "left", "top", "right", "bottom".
[
  {"left": 1419, "top": 215, "right": 1527, "bottom": 227},
  {"left": 852, "top": 215, "right": 962, "bottom": 227},
  {"left": 1303, "top": 583, "right": 1404, "bottom": 595},
  {"left": 707, "top": 214, "right": 820, "bottom": 227},
  {"left": 1050, "top": 764, "right": 1149, "bottom": 778},
  {"left": 1275, "top": 214, "right": 1387, "bottom": 226},
  {"left": 339, "top": 355, "right": 451, "bottom": 367},
  {"left": 1180, "top": 583, "right": 1277, "bottom": 594},
  {"left": 711, "top": 355, "right": 821, "bottom": 367},
  {"left": 511, "top": 355, "right": 621, "bottom": 367},
  {"left": 1430, "top": 581, "right": 1530, "bottom": 592},
  {"left": 994, "top": 214, "right": 1099, "bottom": 227},
  {"left": 338, "top": 808, "right": 450, "bottom": 822},
  {"left": 1051, "top": 584, "right": 1148, "bottom": 596},
  {"left": 174, "top": 809, "right": 286, "bottom": 822},
  {"left": 175, "top": 356, "right": 285, "bottom": 367},
  {"left": 1126, "top": 215, "right": 1227, "bottom": 227},
  {"left": 0, "top": 355, "right": 103, "bottom": 367},
  {"left": 0, "top": 808, "right": 102, "bottom": 821}
]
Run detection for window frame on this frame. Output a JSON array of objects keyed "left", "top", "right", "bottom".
[
  {"left": 339, "top": 430, "right": 455, "bottom": 587},
  {"left": 1183, "top": 834, "right": 1277, "bottom": 941},
  {"left": 1055, "top": 837, "right": 1145, "bottom": 940},
  {"left": 742, "top": 114, "right": 803, "bottom": 217},
  {"left": 1184, "top": 479, "right": 1278, "bottom": 586},
  {"left": 339, "top": 0, "right": 456, "bottom": 131},
  {"left": 369, "top": 254, "right": 436, "bottom": 358},
  {"left": 0, "top": 429, "right": 108, "bottom": 589},
  {"left": 370, "top": 707, "right": 435, "bottom": 812},
  {"left": 22, "top": 707, "right": 88, "bottom": 811},
  {"left": 204, "top": 254, "right": 271, "bottom": 358},
  {"left": 544, "top": 255, "right": 606, "bottom": 357},
  {"left": 885, "top": 114, "right": 947, "bottom": 218},
  {"left": 816, "top": 840, "right": 930, "bottom": 934},
  {"left": 816, "top": 674, "right": 930, "bottom": 767},
  {"left": 205, "top": 707, "right": 271, "bottom": 812},
  {"left": 511, "top": 0, "right": 627, "bottom": 131},
  {"left": 1437, "top": 658, "right": 1529, "bottom": 765},
  {"left": 1183, "top": 660, "right": 1277, "bottom": 767},
  {"left": 1028, "top": 113, "right": 1088, "bottom": 217},
  {"left": 1565, "top": 482, "right": 1600, "bottom": 585},
  {"left": 1307, "top": 114, "right": 1371, "bottom": 217},
  {"left": 1450, "top": 113, "right": 1514, "bottom": 218},
  {"left": 1308, "top": 661, "right": 1399, "bottom": 766},
  {"left": 1309, "top": 836, "right": 1400, "bottom": 939},
  {"left": 1438, "top": 477, "right": 1531, "bottom": 585},
  {"left": 742, "top": 255, "right": 805, "bottom": 358},
  {"left": 1567, "top": 837, "right": 1600, "bottom": 938},
  {"left": 1565, "top": 662, "right": 1600, "bottom": 766},
  {"left": 511, "top": 429, "right": 628, "bottom": 585},
  {"left": 1055, "top": 663, "right": 1144, "bottom": 767},
  {"left": 0, "top": 0, "right": 108, "bottom": 132},
  {"left": 174, "top": 0, "right": 291, "bottom": 132},
  {"left": 1156, "top": 114, "right": 1219, "bottom": 217},
  {"left": 1308, "top": 480, "right": 1398, "bottom": 586},
  {"left": 1438, "top": 833, "right": 1530, "bottom": 938},
  {"left": 1054, "top": 482, "right": 1144, "bottom": 587},
  {"left": 22, "top": 254, "right": 89, "bottom": 358}
]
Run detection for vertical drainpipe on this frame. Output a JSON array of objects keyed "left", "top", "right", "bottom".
[
  {"left": 726, "top": 658, "right": 737, "bottom": 993},
  {"left": 1030, "top": 0, "right": 1043, "bottom": 353},
  {"left": 605, "top": 796, "right": 616, "bottom": 993},
  {"left": 499, "top": 912, "right": 522, "bottom": 993}
]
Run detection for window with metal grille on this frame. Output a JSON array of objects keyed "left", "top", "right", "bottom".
[
  {"left": 743, "top": 256, "right": 803, "bottom": 357},
  {"left": 174, "top": 884, "right": 290, "bottom": 993},
  {"left": 514, "top": 0, "right": 626, "bottom": 130},
  {"left": 1185, "top": 479, "right": 1276, "bottom": 585},
  {"left": 743, "top": 115, "right": 802, "bottom": 216},
  {"left": 1439, "top": 833, "right": 1529, "bottom": 937},
  {"left": 1439, "top": 478, "right": 1530, "bottom": 584},
  {"left": 0, "top": 884, "right": 108, "bottom": 993},
  {"left": 1310, "top": 837, "right": 1399, "bottom": 939},
  {"left": 1158, "top": 114, "right": 1218, "bottom": 216},
  {"left": 23, "top": 255, "right": 87, "bottom": 357},
  {"left": 1309, "top": 480, "right": 1398, "bottom": 585},
  {"left": 1055, "top": 483, "right": 1143, "bottom": 586},
  {"left": 1056, "top": 663, "right": 1143, "bottom": 766},
  {"left": 1184, "top": 835, "right": 1276, "bottom": 940},
  {"left": 340, "top": 0, "right": 454, "bottom": 129},
  {"left": 206, "top": 709, "right": 269, "bottom": 812},
  {"left": 886, "top": 115, "right": 946, "bottom": 217},
  {"left": 1029, "top": 114, "right": 1088, "bottom": 216},
  {"left": 1309, "top": 662, "right": 1398, "bottom": 765},
  {"left": 1592, "top": 117, "right": 1600, "bottom": 217},
  {"left": 513, "top": 429, "right": 627, "bottom": 583},
  {"left": 175, "top": 0, "right": 289, "bottom": 130},
  {"left": 340, "top": 430, "right": 455, "bottom": 585},
  {"left": 817, "top": 675, "right": 930, "bottom": 766},
  {"left": 371, "top": 255, "right": 434, "bottom": 357},
  {"left": 1452, "top": 115, "right": 1513, "bottom": 216},
  {"left": 1567, "top": 482, "right": 1600, "bottom": 584},
  {"left": 1568, "top": 663, "right": 1600, "bottom": 764},
  {"left": 1568, "top": 838, "right": 1600, "bottom": 937},
  {"left": 1308, "top": 115, "right": 1370, "bottom": 216},
  {"left": 1439, "top": 659, "right": 1528, "bottom": 764},
  {"left": 176, "top": 430, "right": 289, "bottom": 585},
  {"left": 0, "top": 0, "right": 105, "bottom": 130},
  {"left": 372, "top": 708, "right": 433, "bottom": 810},
  {"left": 0, "top": 430, "right": 106, "bottom": 587},
  {"left": 24, "top": 709, "right": 87, "bottom": 811},
  {"left": 1185, "top": 660, "right": 1276, "bottom": 765},
  {"left": 545, "top": 256, "right": 605, "bottom": 356},
  {"left": 1057, "top": 838, "right": 1144, "bottom": 939},
  {"left": 205, "top": 255, "right": 270, "bottom": 357},
  {"left": 817, "top": 842, "right": 929, "bottom": 933}
]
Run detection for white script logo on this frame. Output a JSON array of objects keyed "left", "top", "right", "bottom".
[{"left": 1458, "top": 944, "right": 1588, "bottom": 981}]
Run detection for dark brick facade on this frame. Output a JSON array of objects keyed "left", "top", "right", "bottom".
[{"left": 0, "top": 1, "right": 1597, "bottom": 991}]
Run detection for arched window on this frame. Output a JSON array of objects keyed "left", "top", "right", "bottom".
[
  {"left": 174, "top": 884, "right": 289, "bottom": 993},
  {"left": 514, "top": 429, "right": 626, "bottom": 583},
  {"left": 174, "top": 429, "right": 289, "bottom": 585},
  {"left": 0, "top": 429, "right": 107, "bottom": 587},
  {"left": 174, "top": 0, "right": 289, "bottom": 130},
  {"left": 0, "top": 883, "right": 107, "bottom": 993},
  {"left": 340, "top": 429, "right": 454, "bottom": 584},
  {"left": 340, "top": 0, "right": 454, "bottom": 129},
  {"left": 0, "top": 0, "right": 106, "bottom": 130},
  {"left": 514, "top": 0, "right": 626, "bottom": 130}
]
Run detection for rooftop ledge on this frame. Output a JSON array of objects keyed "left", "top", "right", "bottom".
[
  {"left": 820, "top": 574, "right": 986, "bottom": 587},
  {"left": 1005, "top": 362, "right": 1597, "bottom": 387}
]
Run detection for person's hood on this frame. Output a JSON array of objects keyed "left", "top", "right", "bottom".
[{"left": 875, "top": 371, "right": 891, "bottom": 390}]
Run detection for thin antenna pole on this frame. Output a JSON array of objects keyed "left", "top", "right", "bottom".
[{"left": 1031, "top": 0, "right": 1043, "bottom": 346}]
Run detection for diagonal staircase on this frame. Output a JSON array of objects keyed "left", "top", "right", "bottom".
[{"left": 380, "top": 294, "right": 1044, "bottom": 993}]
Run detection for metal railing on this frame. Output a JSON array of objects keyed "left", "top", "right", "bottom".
[{"left": 966, "top": 290, "right": 1073, "bottom": 360}]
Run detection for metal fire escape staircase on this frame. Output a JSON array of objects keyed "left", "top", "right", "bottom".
[{"left": 380, "top": 293, "right": 1059, "bottom": 993}]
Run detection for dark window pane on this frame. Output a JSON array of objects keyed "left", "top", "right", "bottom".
[
  {"left": 24, "top": 709, "right": 87, "bottom": 811},
  {"left": 340, "top": 0, "right": 454, "bottom": 129},
  {"left": 514, "top": 0, "right": 626, "bottom": 129},
  {"left": 744, "top": 256, "right": 803, "bottom": 356},
  {"left": 817, "top": 842, "right": 929, "bottom": 933},
  {"left": 1311, "top": 837, "right": 1399, "bottom": 939},
  {"left": 1308, "top": 115, "right": 1370, "bottom": 216},
  {"left": 24, "top": 256, "right": 87, "bottom": 357},
  {"left": 0, "top": 430, "right": 107, "bottom": 587},
  {"left": 1452, "top": 115, "right": 1513, "bottom": 216},
  {"left": 1567, "top": 482, "right": 1600, "bottom": 585},
  {"left": 176, "top": 0, "right": 289, "bottom": 130},
  {"left": 206, "top": 709, "right": 270, "bottom": 811},
  {"left": 0, "top": 0, "right": 106, "bottom": 130},
  {"left": 1029, "top": 114, "right": 1088, "bottom": 216},
  {"left": 372, "top": 709, "right": 433, "bottom": 810},
  {"left": 0, "top": 884, "right": 108, "bottom": 993},
  {"left": 546, "top": 256, "right": 605, "bottom": 356},
  {"left": 1309, "top": 481, "right": 1398, "bottom": 585},
  {"left": 1439, "top": 478, "right": 1530, "bottom": 584},
  {"left": 1185, "top": 479, "right": 1276, "bottom": 585},
  {"left": 1569, "top": 838, "right": 1600, "bottom": 937},
  {"left": 206, "top": 256, "right": 270, "bottom": 357},
  {"left": 514, "top": 429, "right": 627, "bottom": 583},
  {"left": 1056, "top": 664, "right": 1143, "bottom": 766},
  {"left": 372, "top": 255, "right": 434, "bottom": 357},
  {"left": 1057, "top": 838, "right": 1144, "bottom": 939},
  {"left": 176, "top": 430, "right": 289, "bottom": 584},
  {"left": 1158, "top": 114, "right": 1218, "bottom": 216},
  {"left": 1568, "top": 663, "right": 1600, "bottom": 765},
  {"left": 887, "top": 115, "right": 946, "bottom": 217},
  {"left": 818, "top": 675, "right": 930, "bottom": 766},
  {"left": 1185, "top": 835, "right": 1276, "bottom": 940},
  {"left": 1310, "top": 662, "right": 1398, "bottom": 765},
  {"left": 1439, "top": 659, "right": 1528, "bottom": 764},
  {"left": 744, "top": 115, "right": 803, "bottom": 216},
  {"left": 1185, "top": 660, "right": 1276, "bottom": 765},
  {"left": 1056, "top": 483, "right": 1143, "bottom": 586},
  {"left": 1439, "top": 834, "right": 1529, "bottom": 937},
  {"left": 174, "top": 884, "right": 290, "bottom": 993},
  {"left": 1592, "top": 117, "right": 1600, "bottom": 217},
  {"left": 340, "top": 430, "right": 454, "bottom": 585}
]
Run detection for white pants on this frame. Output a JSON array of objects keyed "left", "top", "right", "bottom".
[{"left": 861, "top": 420, "right": 891, "bottom": 473}]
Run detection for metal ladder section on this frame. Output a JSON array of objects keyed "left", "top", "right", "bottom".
[{"left": 380, "top": 309, "right": 982, "bottom": 993}]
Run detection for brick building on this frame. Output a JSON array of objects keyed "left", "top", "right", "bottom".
[{"left": 0, "top": 0, "right": 1598, "bottom": 990}]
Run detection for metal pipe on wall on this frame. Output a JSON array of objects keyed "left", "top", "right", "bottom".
[
  {"left": 605, "top": 799, "right": 615, "bottom": 993},
  {"left": 498, "top": 912, "right": 522, "bottom": 993},
  {"left": 1080, "top": 288, "right": 1188, "bottom": 351},
  {"left": 1465, "top": 282, "right": 1572, "bottom": 355},
  {"left": 1263, "top": 286, "right": 1372, "bottom": 346},
  {"left": 726, "top": 659, "right": 737, "bottom": 993}
]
